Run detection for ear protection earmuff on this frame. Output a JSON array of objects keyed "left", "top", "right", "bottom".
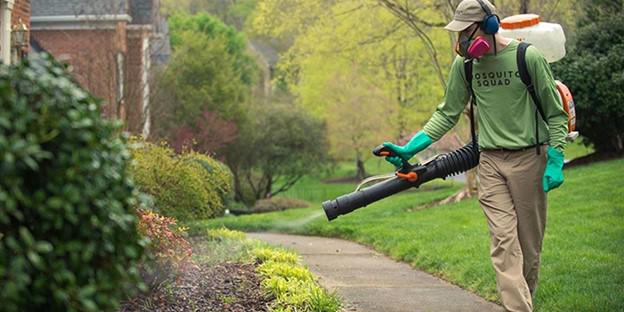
[{"left": 476, "top": 0, "right": 500, "bottom": 35}]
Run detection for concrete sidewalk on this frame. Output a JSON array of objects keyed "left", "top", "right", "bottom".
[{"left": 248, "top": 233, "right": 503, "bottom": 312}]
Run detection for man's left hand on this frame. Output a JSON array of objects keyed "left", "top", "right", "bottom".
[{"left": 543, "top": 146, "right": 565, "bottom": 192}]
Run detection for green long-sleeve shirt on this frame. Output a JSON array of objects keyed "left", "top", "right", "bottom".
[{"left": 423, "top": 40, "right": 568, "bottom": 151}]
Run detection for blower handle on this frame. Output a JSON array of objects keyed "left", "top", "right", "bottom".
[{"left": 372, "top": 144, "right": 412, "bottom": 175}]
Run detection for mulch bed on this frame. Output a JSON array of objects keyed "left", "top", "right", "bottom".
[{"left": 120, "top": 263, "right": 272, "bottom": 312}]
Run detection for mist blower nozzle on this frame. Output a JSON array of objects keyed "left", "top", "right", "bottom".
[{"left": 322, "top": 141, "right": 480, "bottom": 221}]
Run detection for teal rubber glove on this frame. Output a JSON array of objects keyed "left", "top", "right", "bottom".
[
  {"left": 383, "top": 131, "right": 433, "bottom": 168},
  {"left": 543, "top": 146, "right": 565, "bottom": 192}
]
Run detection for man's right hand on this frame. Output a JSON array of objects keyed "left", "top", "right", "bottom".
[{"left": 381, "top": 130, "right": 433, "bottom": 169}]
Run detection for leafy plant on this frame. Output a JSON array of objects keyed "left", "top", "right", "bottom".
[
  {"left": 0, "top": 54, "right": 145, "bottom": 312},
  {"left": 227, "top": 102, "right": 329, "bottom": 204},
  {"left": 194, "top": 228, "right": 341, "bottom": 311},
  {"left": 136, "top": 209, "right": 193, "bottom": 288},
  {"left": 171, "top": 110, "right": 238, "bottom": 155},
  {"left": 182, "top": 151, "right": 235, "bottom": 208},
  {"left": 254, "top": 248, "right": 341, "bottom": 312},
  {"left": 553, "top": 4, "right": 624, "bottom": 153},
  {"left": 206, "top": 228, "right": 247, "bottom": 241},
  {"left": 129, "top": 140, "right": 233, "bottom": 221},
  {"left": 151, "top": 13, "right": 256, "bottom": 143}
]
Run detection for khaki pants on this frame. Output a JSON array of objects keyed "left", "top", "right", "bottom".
[{"left": 478, "top": 146, "right": 547, "bottom": 312}]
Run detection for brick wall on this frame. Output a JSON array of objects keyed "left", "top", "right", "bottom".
[
  {"left": 125, "top": 32, "right": 145, "bottom": 133},
  {"left": 12, "top": 0, "right": 30, "bottom": 51},
  {"left": 32, "top": 29, "right": 124, "bottom": 118},
  {"left": 28, "top": 0, "right": 164, "bottom": 135}
]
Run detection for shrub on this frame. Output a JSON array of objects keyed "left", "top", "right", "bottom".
[
  {"left": 129, "top": 141, "right": 224, "bottom": 220},
  {"left": 171, "top": 110, "right": 238, "bottom": 155},
  {"left": 136, "top": 209, "right": 193, "bottom": 288},
  {"left": 226, "top": 102, "right": 328, "bottom": 203},
  {"left": 253, "top": 248, "right": 341, "bottom": 312},
  {"left": 0, "top": 55, "right": 144, "bottom": 311},
  {"left": 252, "top": 248, "right": 299, "bottom": 265},
  {"left": 206, "top": 227, "right": 246, "bottom": 241},
  {"left": 182, "top": 151, "right": 234, "bottom": 212},
  {"left": 553, "top": 8, "right": 624, "bottom": 153},
  {"left": 253, "top": 197, "right": 310, "bottom": 213}
]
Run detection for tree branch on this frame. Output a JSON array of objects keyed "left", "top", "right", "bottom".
[
  {"left": 271, "top": 174, "right": 303, "bottom": 197},
  {"left": 377, "top": 0, "right": 448, "bottom": 89}
]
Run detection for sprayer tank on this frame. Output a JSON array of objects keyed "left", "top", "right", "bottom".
[{"left": 499, "top": 14, "right": 566, "bottom": 63}]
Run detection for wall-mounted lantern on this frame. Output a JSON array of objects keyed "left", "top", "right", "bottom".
[{"left": 11, "top": 18, "right": 28, "bottom": 62}]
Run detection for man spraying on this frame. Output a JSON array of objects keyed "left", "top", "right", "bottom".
[{"left": 380, "top": 1, "right": 568, "bottom": 311}]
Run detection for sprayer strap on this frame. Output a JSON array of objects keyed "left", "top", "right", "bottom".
[
  {"left": 517, "top": 42, "right": 547, "bottom": 154},
  {"left": 517, "top": 42, "right": 546, "bottom": 120},
  {"left": 464, "top": 59, "right": 477, "bottom": 146}
]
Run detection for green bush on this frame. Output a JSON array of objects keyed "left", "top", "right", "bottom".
[
  {"left": 183, "top": 152, "right": 234, "bottom": 209},
  {"left": 130, "top": 142, "right": 233, "bottom": 220},
  {"left": 553, "top": 8, "right": 624, "bottom": 153},
  {"left": 0, "top": 55, "right": 145, "bottom": 311}
]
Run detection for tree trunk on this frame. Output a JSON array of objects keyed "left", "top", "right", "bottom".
[
  {"left": 613, "top": 134, "right": 623, "bottom": 152},
  {"left": 520, "top": 0, "right": 530, "bottom": 14},
  {"left": 264, "top": 174, "right": 273, "bottom": 198},
  {"left": 232, "top": 168, "right": 245, "bottom": 202},
  {"left": 355, "top": 154, "right": 367, "bottom": 181}
]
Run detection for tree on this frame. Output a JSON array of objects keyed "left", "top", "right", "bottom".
[
  {"left": 377, "top": 0, "right": 450, "bottom": 89},
  {"left": 324, "top": 65, "right": 395, "bottom": 180},
  {"left": 226, "top": 101, "right": 328, "bottom": 203},
  {"left": 171, "top": 110, "right": 238, "bottom": 155},
  {"left": 167, "top": 13, "right": 257, "bottom": 86},
  {"left": 153, "top": 31, "right": 247, "bottom": 134},
  {"left": 553, "top": 1, "right": 624, "bottom": 153},
  {"left": 151, "top": 13, "right": 257, "bottom": 153},
  {"left": 249, "top": 0, "right": 446, "bottom": 138}
]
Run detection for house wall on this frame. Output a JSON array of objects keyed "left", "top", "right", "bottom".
[
  {"left": 125, "top": 27, "right": 150, "bottom": 134},
  {"left": 29, "top": 0, "right": 168, "bottom": 136},
  {"left": 32, "top": 27, "right": 126, "bottom": 118},
  {"left": 12, "top": 0, "right": 30, "bottom": 30}
]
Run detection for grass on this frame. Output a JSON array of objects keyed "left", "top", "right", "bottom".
[
  {"left": 564, "top": 138, "right": 595, "bottom": 161},
  {"left": 191, "top": 158, "right": 624, "bottom": 312}
]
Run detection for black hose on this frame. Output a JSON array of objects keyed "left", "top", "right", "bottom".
[{"left": 323, "top": 142, "right": 479, "bottom": 221}]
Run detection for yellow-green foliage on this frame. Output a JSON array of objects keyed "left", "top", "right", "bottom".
[
  {"left": 129, "top": 140, "right": 231, "bottom": 221},
  {"left": 258, "top": 262, "right": 314, "bottom": 283},
  {"left": 252, "top": 248, "right": 299, "bottom": 265},
  {"left": 181, "top": 152, "right": 234, "bottom": 205},
  {"left": 201, "top": 228, "right": 340, "bottom": 311},
  {"left": 206, "top": 227, "right": 246, "bottom": 241},
  {"left": 253, "top": 248, "right": 340, "bottom": 312}
]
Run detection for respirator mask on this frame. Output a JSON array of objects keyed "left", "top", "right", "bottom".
[{"left": 455, "top": 25, "right": 491, "bottom": 60}]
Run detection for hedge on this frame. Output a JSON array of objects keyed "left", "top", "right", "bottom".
[{"left": 0, "top": 54, "right": 145, "bottom": 312}]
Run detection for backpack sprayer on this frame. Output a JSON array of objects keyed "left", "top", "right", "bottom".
[{"left": 322, "top": 142, "right": 480, "bottom": 221}]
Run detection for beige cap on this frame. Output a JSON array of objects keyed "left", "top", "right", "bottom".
[{"left": 445, "top": 0, "right": 497, "bottom": 32}]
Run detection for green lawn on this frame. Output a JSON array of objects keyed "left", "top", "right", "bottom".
[
  {"left": 191, "top": 158, "right": 624, "bottom": 312},
  {"left": 564, "top": 139, "right": 595, "bottom": 161}
]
